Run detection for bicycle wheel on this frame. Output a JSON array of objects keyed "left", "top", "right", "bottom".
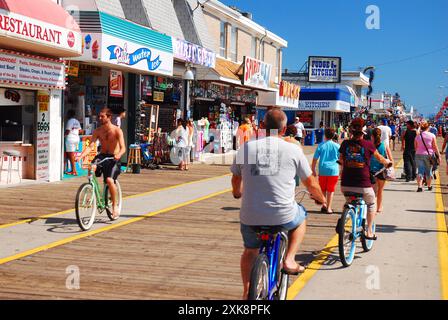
[
  {"left": 248, "top": 254, "right": 269, "bottom": 300},
  {"left": 105, "top": 181, "right": 122, "bottom": 221},
  {"left": 75, "top": 183, "right": 97, "bottom": 231},
  {"left": 274, "top": 235, "right": 289, "bottom": 300},
  {"left": 337, "top": 208, "right": 356, "bottom": 267},
  {"left": 361, "top": 222, "right": 376, "bottom": 252}
]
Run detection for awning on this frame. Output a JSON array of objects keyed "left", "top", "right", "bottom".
[
  {"left": 298, "top": 88, "right": 351, "bottom": 113},
  {"left": 0, "top": 0, "right": 82, "bottom": 57},
  {"left": 195, "top": 57, "right": 243, "bottom": 85},
  {"left": 72, "top": 11, "right": 173, "bottom": 76}
]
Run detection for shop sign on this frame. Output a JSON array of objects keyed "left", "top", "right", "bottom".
[
  {"left": 279, "top": 81, "right": 300, "bottom": 100},
  {"left": 153, "top": 91, "right": 164, "bottom": 102},
  {"left": 173, "top": 38, "right": 216, "bottom": 68},
  {"left": 66, "top": 61, "right": 79, "bottom": 77},
  {"left": 4, "top": 89, "right": 20, "bottom": 102},
  {"left": 80, "top": 136, "right": 97, "bottom": 170},
  {"left": 298, "top": 100, "right": 350, "bottom": 112},
  {"left": 36, "top": 91, "right": 50, "bottom": 181},
  {"left": 0, "top": 49, "right": 65, "bottom": 89},
  {"left": 0, "top": 10, "right": 81, "bottom": 54},
  {"left": 243, "top": 56, "right": 272, "bottom": 90},
  {"left": 109, "top": 70, "right": 123, "bottom": 98},
  {"left": 102, "top": 34, "right": 173, "bottom": 76},
  {"left": 308, "top": 56, "right": 341, "bottom": 83}
]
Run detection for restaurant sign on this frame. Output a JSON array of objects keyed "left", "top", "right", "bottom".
[
  {"left": 279, "top": 81, "right": 300, "bottom": 100},
  {"left": 243, "top": 56, "right": 272, "bottom": 90},
  {"left": 308, "top": 56, "right": 341, "bottom": 83},
  {"left": 173, "top": 38, "right": 216, "bottom": 68},
  {"left": 0, "top": 10, "right": 81, "bottom": 54}
]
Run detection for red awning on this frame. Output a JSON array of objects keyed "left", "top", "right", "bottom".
[{"left": 0, "top": 0, "right": 82, "bottom": 57}]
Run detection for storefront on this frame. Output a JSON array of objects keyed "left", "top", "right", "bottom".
[
  {"left": 65, "top": 10, "right": 173, "bottom": 175},
  {"left": 0, "top": 0, "right": 82, "bottom": 184},
  {"left": 297, "top": 88, "right": 352, "bottom": 129},
  {"left": 191, "top": 57, "right": 260, "bottom": 155}
]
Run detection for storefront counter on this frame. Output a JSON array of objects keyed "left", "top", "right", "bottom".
[{"left": 0, "top": 142, "right": 35, "bottom": 179}]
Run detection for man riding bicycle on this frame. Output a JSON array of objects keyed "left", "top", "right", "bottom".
[
  {"left": 339, "top": 118, "right": 392, "bottom": 241},
  {"left": 231, "top": 108, "right": 326, "bottom": 300},
  {"left": 76, "top": 107, "right": 126, "bottom": 219}
]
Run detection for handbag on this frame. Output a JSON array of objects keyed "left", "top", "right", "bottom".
[
  {"left": 420, "top": 132, "right": 440, "bottom": 166},
  {"left": 382, "top": 150, "right": 396, "bottom": 181}
]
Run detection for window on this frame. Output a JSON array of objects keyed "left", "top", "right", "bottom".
[
  {"left": 251, "top": 37, "right": 256, "bottom": 58},
  {"left": 219, "top": 21, "right": 226, "bottom": 57},
  {"left": 230, "top": 26, "right": 237, "bottom": 62},
  {"left": 260, "top": 41, "right": 265, "bottom": 61}
]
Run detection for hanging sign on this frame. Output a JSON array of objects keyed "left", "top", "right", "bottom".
[
  {"left": 243, "top": 56, "right": 272, "bottom": 89},
  {"left": 109, "top": 70, "right": 123, "bottom": 97}
]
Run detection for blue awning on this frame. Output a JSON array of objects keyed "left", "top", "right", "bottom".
[{"left": 300, "top": 88, "right": 352, "bottom": 103}]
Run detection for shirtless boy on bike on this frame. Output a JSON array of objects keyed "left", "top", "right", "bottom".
[{"left": 76, "top": 107, "right": 126, "bottom": 218}]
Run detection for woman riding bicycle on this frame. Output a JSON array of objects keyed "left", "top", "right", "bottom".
[{"left": 339, "top": 118, "right": 392, "bottom": 240}]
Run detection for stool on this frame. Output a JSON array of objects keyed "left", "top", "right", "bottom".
[
  {"left": 0, "top": 150, "right": 22, "bottom": 184},
  {"left": 126, "top": 144, "right": 141, "bottom": 173}
]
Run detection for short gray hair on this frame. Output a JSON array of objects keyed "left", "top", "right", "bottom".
[{"left": 264, "top": 108, "right": 287, "bottom": 131}]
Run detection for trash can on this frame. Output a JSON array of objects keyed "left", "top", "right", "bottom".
[
  {"left": 304, "top": 130, "right": 315, "bottom": 146},
  {"left": 315, "top": 129, "right": 324, "bottom": 144}
]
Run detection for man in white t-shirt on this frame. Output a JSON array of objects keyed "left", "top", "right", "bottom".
[
  {"left": 294, "top": 117, "right": 306, "bottom": 143},
  {"left": 65, "top": 109, "right": 81, "bottom": 175},
  {"left": 377, "top": 118, "right": 392, "bottom": 146}
]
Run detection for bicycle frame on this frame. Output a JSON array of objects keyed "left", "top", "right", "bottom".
[
  {"left": 345, "top": 197, "right": 367, "bottom": 239},
  {"left": 258, "top": 231, "right": 287, "bottom": 300},
  {"left": 88, "top": 170, "right": 106, "bottom": 210}
]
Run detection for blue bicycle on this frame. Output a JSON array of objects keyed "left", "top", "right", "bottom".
[{"left": 248, "top": 191, "right": 308, "bottom": 300}]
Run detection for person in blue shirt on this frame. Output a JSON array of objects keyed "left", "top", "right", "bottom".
[
  {"left": 312, "top": 128, "right": 340, "bottom": 214},
  {"left": 389, "top": 120, "right": 397, "bottom": 151}
]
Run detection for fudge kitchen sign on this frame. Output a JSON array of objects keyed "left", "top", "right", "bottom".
[
  {"left": 243, "top": 56, "right": 272, "bottom": 90},
  {"left": 0, "top": 10, "right": 81, "bottom": 54}
]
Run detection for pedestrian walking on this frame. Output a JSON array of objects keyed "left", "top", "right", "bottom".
[
  {"left": 171, "top": 119, "right": 189, "bottom": 171},
  {"left": 370, "top": 128, "right": 394, "bottom": 214},
  {"left": 402, "top": 120, "right": 417, "bottom": 182},
  {"left": 185, "top": 120, "right": 195, "bottom": 170},
  {"left": 312, "top": 128, "right": 340, "bottom": 214},
  {"left": 293, "top": 117, "right": 306, "bottom": 144},
  {"left": 389, "top": 120, "right": 397, "bottom": 151},
  {"left": 64, "top": 109, "right": 81, "bottom": 176},
  {"left": 415, "top": 121, "right": 440, "bottom": 192},
  {"left": 377, "top": 118, "right": 392, "bottom": 147}
]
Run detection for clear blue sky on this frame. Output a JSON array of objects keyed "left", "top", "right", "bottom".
[{"left": 223, "top": 0, "right": 448, "bottom": 116}]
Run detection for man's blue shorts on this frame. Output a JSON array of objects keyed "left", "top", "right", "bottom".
[{"left": 240, "top": 204, "right": 308, "bottom": 249}]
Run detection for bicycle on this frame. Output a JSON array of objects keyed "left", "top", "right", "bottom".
[
  {"left": 248, "top": 190, "right": 309, "bottom": 300},
  {"left": 75, "top": 157, "right": 123, "bottom": 231},
  {"left": 336, "top": 167, "right": 387, "bottom": 267}
]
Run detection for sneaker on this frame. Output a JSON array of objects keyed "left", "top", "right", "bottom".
[
  {"left": 428, "top": 186, "right": 433, "bottom": 191},
  {"left": 417, "top": 187, "right": 423, "bottom": 192}
]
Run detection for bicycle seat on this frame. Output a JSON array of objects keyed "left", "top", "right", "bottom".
[
  {"left": 343, "top": 192, "right": 364, "bottom": 198},
  {"left": 250, "top": 226, "right": 287, "bottom": 234}
]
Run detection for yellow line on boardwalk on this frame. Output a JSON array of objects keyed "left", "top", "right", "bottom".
[
  {"left": 434, "top": 174, "right": 448, "bottom": 300},
  {"left": 0, "top": 189, "right": 232, "bottom": 266},
  {"left": 287, "top": 234, "right": 338, "bottom": 300},
  {"left": 0, "top": 173, "right": 231, "bottom": 230},
  {"left": 287, "top": 158, "right": 404, "bottom": 299}
]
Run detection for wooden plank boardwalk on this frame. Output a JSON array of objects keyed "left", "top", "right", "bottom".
[
  {"left": 0, "top": 164, "right": 230, "bottom": 226},
  {"left": 0, "top": 189, "right": 343, "bottom": 299}
]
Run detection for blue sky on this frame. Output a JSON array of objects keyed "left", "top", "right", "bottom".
[{"left": 223, "top": 0, "right": 448, "bottom": 116}]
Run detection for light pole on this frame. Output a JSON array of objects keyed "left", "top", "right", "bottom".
[{"left": 182, "top": 64, "right": 194, "bottom": 121}]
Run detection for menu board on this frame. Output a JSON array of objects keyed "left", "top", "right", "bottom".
[
  {"left": 36, "top": 91, "right": 50, "bottom": 181},
  {"left": 0, "top": 50, "right": 65, "bottom": 89}
]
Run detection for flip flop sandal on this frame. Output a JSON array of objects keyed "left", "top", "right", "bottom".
[{"left": 364, "top": 233, "right": 378, "bottom": 241}]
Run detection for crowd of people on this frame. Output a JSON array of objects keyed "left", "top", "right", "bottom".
[{"left": 230, "top": 107, "right": 447, "bottom": 299}]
